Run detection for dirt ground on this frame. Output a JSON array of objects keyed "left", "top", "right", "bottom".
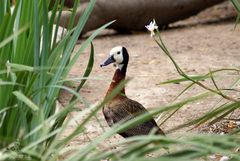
[{"left": 60, "top": 1, "right": 240, "bottom": 146}]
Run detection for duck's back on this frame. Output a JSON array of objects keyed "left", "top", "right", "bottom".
[{"left": 103, "top": 97, "right": 164, "bottom": 137}]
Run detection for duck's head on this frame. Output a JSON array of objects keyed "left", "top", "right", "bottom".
[{"left": 100, "top": 46, "right": 129, "bottom": 70}]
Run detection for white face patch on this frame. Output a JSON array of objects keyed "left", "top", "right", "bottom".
[{"left": 110, "top": 46, "right": 124, "bottom": 64}]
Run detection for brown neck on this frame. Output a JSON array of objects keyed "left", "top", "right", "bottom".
[{"left": 106, "top": 68, "right": 126, "bottom": 98}]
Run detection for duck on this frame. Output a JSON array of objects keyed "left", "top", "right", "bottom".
[{"left": 100, "top": 46, "right": 164, "bottom": 138}]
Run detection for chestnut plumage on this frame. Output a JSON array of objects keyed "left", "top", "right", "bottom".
[{"left": 101, "top": 46, "right": 164, "bottom": 138}]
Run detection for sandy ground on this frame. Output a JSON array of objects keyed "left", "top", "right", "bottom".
[{"left": 59, "top": 1, "right": 240, "bottom": 147}]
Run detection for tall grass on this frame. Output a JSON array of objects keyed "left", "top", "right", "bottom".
[
  {"left": 231, "top": 0, "right": 240, "bottom": 26},
  {"left": 0, "top": 0, "right": 114, "bottom": 160}
]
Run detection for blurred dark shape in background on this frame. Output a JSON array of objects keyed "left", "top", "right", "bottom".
[{"left": 50, "top": 0, "right": 235, "bottom": 36}]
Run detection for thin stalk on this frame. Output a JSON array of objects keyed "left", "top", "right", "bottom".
[{"left": 155, "top": 30, "right": 238, "bottom": 103}]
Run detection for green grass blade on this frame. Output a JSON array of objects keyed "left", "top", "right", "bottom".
[
  {"left": 9, "top": 63, "right": 34, "bottom": 72},
  {"left": 67, "top": 0, "right": 80, "bottom": 30},
  {"left": 158, "top": 75, "right": 209, "bottom": 85},
  {"left": 70, "top": 42, "right": 94, "bottom": 102},
  {"left": 33, "top": 0, "right": 40, "bottom": 67},
  {"left": 0, "top": 25, "right": 28, "bottom": 49},
  {"left": 231, "top": 0, "right": 240, "bottom": 13},
  {"left": 13, "top": 91, "right": 39, "bottom": 111}
]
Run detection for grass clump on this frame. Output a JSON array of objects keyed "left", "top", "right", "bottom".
[{"left": 0, "top": 0, "right": 113, "bottom": 160}]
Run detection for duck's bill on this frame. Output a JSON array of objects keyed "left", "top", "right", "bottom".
[{"left": 100, "top": 56, "right": 115, "bottom": 67}]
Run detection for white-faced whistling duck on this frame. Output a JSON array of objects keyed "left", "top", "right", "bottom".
[{"left": 100, "top": 46, "right": 165, "bottom": 138}]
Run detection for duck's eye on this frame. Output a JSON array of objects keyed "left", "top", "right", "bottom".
[{"left": 117, "top": 51, "right": 120, "bottom": 55}]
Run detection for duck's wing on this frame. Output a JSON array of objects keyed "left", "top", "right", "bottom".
[{"left": 103, "top": 98, "right": 164, "bottom": 137}]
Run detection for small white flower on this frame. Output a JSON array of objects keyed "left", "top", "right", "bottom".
[
  {"left": 145, "top": 19, "right": 158, "bottom": 37},
  {"left": 6, "top": 60, "right": 11, "bottom": 77}
]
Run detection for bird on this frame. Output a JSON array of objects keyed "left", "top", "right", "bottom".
[{"left": 100, "top": 46, "right": 165, "bottom": 138}]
